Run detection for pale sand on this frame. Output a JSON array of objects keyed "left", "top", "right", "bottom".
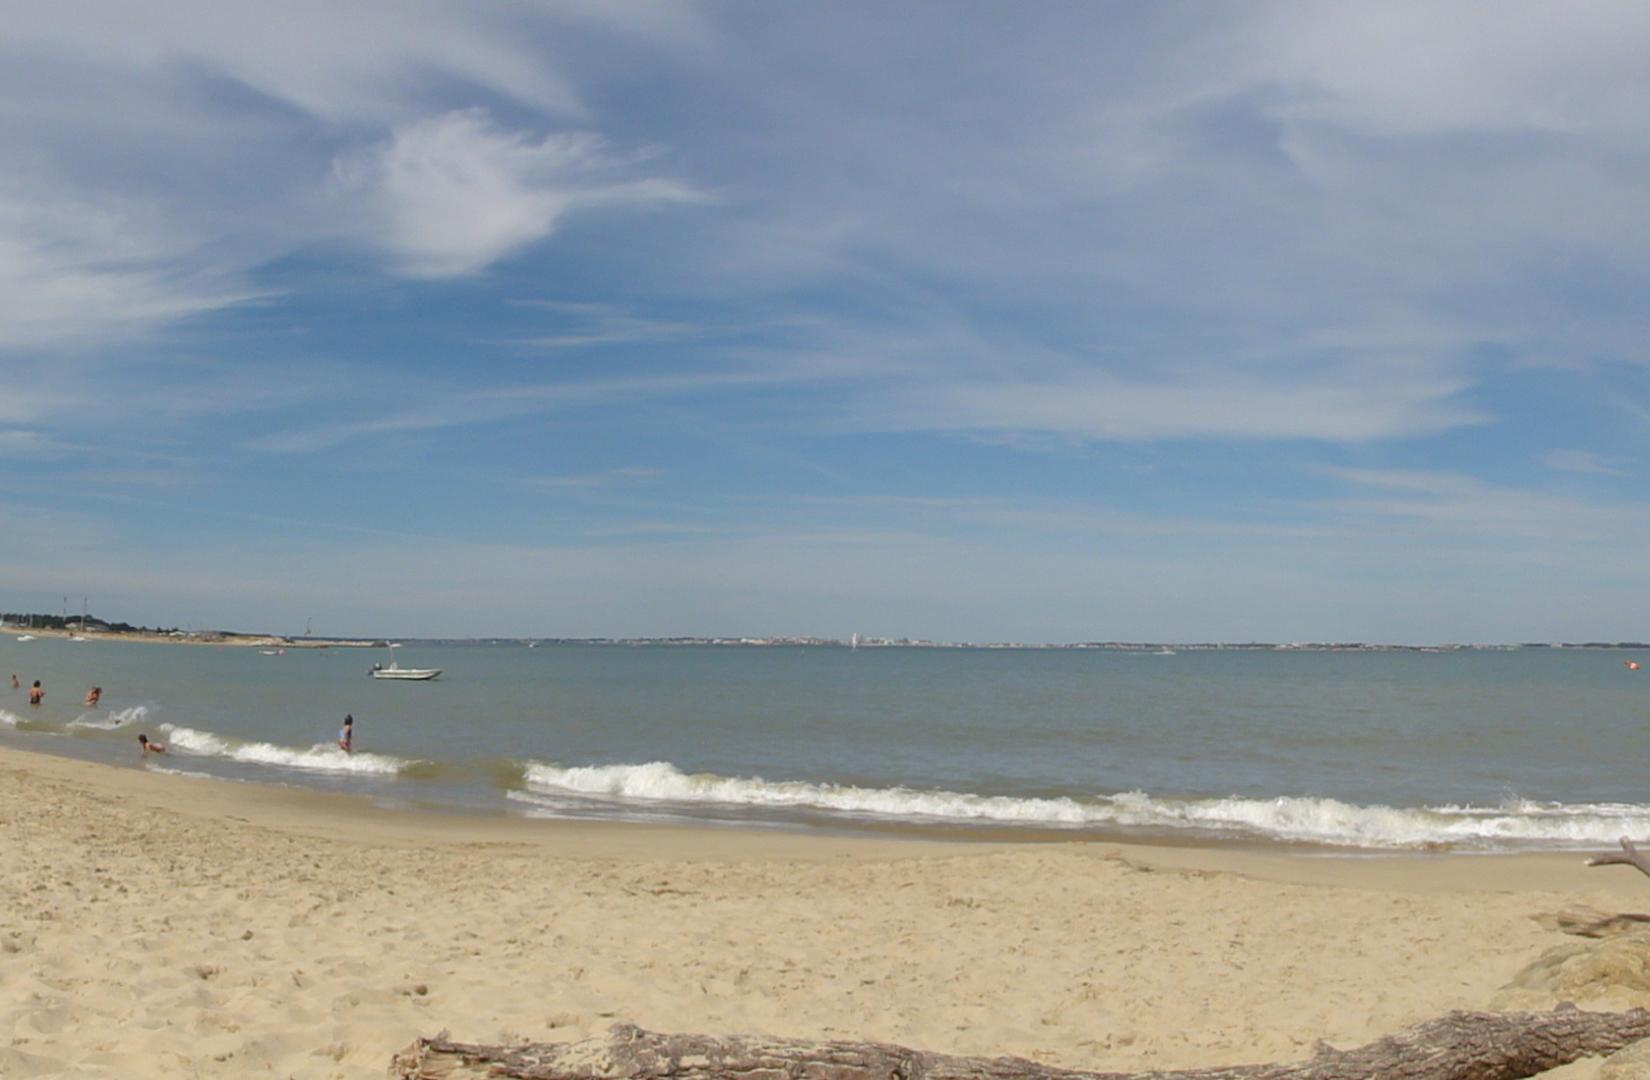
[{"left": 2, "top": 746, "right": 1644, "bottom": 1079}]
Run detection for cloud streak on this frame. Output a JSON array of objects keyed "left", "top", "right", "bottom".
[
  {"left": 6, "top": 3, "right": 1650, "bottom": 639},
  {"left": 333, "top": 110, "right": 702, "bottom": 278},
  {"left": 861, "top": 365, "right": 1482, "bottom": 443},
  {"left": 0, "top": 2, "right": 706, "bottom": 348}
]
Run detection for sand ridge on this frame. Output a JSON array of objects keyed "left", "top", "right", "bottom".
[{"left": 0, "top": 745, "right": 1639, "bottom": 1079}]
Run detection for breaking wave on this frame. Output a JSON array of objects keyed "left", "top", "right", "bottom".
[
  {"left": 516, "top": 760, "right": 1650, "bottom": 849},
  {"left": 157, "top": 724, "right": 411, "bottom": 776},
  {"left": 69, "top": 704, "right": 150, "bottom": 730},
  {"left": 0, "top": 709, "right": 20, "bottom": 727}
]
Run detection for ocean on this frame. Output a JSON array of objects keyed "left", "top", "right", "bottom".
[{"left": 2, "top": 636, "right": 1646, "bottom": 851}]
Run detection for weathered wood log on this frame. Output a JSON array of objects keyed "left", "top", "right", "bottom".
[
  {"left": 1589, "top": 838, "right": 1650, "bottom": 881},
  {"left": 391, "top": 1008, "right": 1650, "bottom": 1080},
  {"left": 1539, "top": 906, "right": 1650, "bottom": 939}
]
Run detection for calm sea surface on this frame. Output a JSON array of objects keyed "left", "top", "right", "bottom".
[{"left": 3, "top": 638, "right": 1647, "bottom": 850}]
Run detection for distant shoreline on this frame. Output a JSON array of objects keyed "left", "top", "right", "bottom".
[
  {"left": 6, "top": 619, "right": 1643, "bottom": 656},
  {"left": 511, "top": 637, "right": 1650, "bottom": 652},
  {"left": 0, "top": 626, "right": 375, "bottom": 649},
  {"left": 4, "top": 624, "right": 1646, "bottom": 652}
]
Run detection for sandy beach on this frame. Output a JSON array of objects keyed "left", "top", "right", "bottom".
[{"left": 3, "top": 746, "right": 1647, "bottom": 1079}]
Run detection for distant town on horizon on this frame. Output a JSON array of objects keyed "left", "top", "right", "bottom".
[{"left": 3, "top": 611, "right": 1647, "bottom": 653}]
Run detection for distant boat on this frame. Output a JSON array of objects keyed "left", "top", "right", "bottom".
[
  {"left": 369, "top": 645, "right": 441, "bottom": 680},
  {"left": 69, "top": 635, "right": 88, "bottom": 642},
  {"left": 259, "top": 649, "right": 279, "bottom": 655},
  {"left": 1153, "top": 648, "right": 1176, "bottom": 656},
  {"left": 370, "top": 660, "right": 441, "bottom": 681},
  {"left": 15, "top": 635, "right": 35, "bottom": 642}
]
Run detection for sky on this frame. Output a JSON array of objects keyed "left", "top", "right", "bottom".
[{"left": 5, "top": 1, "right": 1650, "bottom": 643}]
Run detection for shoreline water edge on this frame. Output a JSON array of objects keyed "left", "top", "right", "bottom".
[{"left": 5, "top": 638, "right": 1649, "bottom": 853}]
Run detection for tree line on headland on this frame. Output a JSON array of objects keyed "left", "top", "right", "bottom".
[{"left": 1, "top": 612, "right": 175, "bottom": 635}]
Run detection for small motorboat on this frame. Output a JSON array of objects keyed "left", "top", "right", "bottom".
[
  {"left": 15, "top": 634, "right": 35, "bottom": 642},
  {"left": 369, "top": 658, "right": 442, "bottom": 681}
]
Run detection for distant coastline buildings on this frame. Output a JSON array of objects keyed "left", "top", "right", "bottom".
[{"left": 2, "top": 612, "right": 1645, "bottom": 652}]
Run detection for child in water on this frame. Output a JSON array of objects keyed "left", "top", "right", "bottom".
[
  {"left": 27, "top": 680, "right": 43, "bottom": 705},
  {"left": 137, "top": 734, "right": 165, "bottom": 754},
  {"left": 338, "top": 714, "right": 353, "bottom": 753},
  {"left": 84, "top": 686, "right": 102, "bottom": 707}
]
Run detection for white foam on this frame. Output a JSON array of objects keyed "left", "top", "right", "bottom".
[
  {"left": 519, "top": 761, "right": 1650, "bottom": 848},
  {"left": 160, "top": 724, "right": 232, "bottom": 756},
  {"left": 145, "top": 765, "right": 219, "bottom": 780},
  {"left": 1098, "top": 792, "right": 1650, "bottom": 847},
  {"left": 524, "top": 760, "right": 1094, "bottom": 823},
  {"left": 0, "top": 709, "right": 20, "bottom": 727},
  {"left": 69, "top": 704, "right": 149, "bottom": 730},
  {"left": 158, "top": 724, "right": 409, "bottom": 776}
]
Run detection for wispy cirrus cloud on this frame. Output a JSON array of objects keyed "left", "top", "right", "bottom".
[
  {"left": 332, "top": 110, "right": 703, "bottom": 279},
  {"left": 858, "top": 364, "right": 1481, "bottom": 443},
  {"left": 244, "top": 367, "right": 818, "bottom": 453},
  {"left": 10, "top": 2, "right": 1650, "bottom": 640},
  {"left": 0, "top": 2, "right": 708, "bottom": 350},
  {"left": 1317, "top": 466, "right": 1650, "bottom": 544},
  {"left": 1541, "top": 449, "right": 1630, "bottom": 477},
  {"left": 519, "top": 467, "right": 666, "bottom": 490},
  {"left": 508, "top": 300, "right": 702, "bottom": 349},
  {"left": 0, "top": 190, "right": 268, "bottom": 349}
]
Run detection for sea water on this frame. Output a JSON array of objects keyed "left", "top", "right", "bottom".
[{"left": 3, "top": 637, "right": 1647, "bottom": 850}]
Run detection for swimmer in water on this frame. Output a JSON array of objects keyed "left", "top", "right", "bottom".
[
  {"left": 9, "top": 674, "right": 17, "bottom": 690},
  {"left": 85, "top": 686, "right": 102, "bottom": 707},
  {"left": 28, "top": 680, "right": 43, "bottom": 706},
  {"left": 137, "top": 734, "right": 165, "bottom": 754},
  {"left": 338, "top": 713, "right": 353, "bottom": 753}
]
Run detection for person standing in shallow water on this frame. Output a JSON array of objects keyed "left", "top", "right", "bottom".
[
  {"left": 28, "top": 680, "right": 43, "bottom": 705},
  {"left": 338, "top": 714, "right": 353, "bottom": 753}
]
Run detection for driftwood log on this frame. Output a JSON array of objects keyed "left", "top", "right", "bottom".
[
  {"left": 392, "top": 1009, "right": 1650, "bottom": 1080},
  {"left": 1589, "top": 838, "right": 1650, "bottom": 880}
]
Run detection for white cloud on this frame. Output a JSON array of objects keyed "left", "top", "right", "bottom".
[
  {"left": 0, "top": 191, "right": 263, "bottom": 348},
  {"left": 870, "top": 366, "right": 1479, "bottom": 442},
  {"left": 2, "top": 1, "right": 599, "bottom": 124},
  {"left": 0, "top": 3, "right": 709, "bottom": 349},
  {"left": 332, "top": 110, "right": 699, "bottom": 278},
  {"left": 1254, "top": 2, "right": 1650, "bottom": 142}
]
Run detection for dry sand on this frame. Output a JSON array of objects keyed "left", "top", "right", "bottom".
[{"left": 1, "top": 745, "right": 1644, "bottom": 1079}]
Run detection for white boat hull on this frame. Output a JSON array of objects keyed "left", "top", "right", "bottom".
[{"left": 370, "top": 667, "right": 442, "bottom": 681}]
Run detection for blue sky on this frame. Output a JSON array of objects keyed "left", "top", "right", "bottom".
[{"left": 5, "top": 1, "right": 1650, "bottom": 642}]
